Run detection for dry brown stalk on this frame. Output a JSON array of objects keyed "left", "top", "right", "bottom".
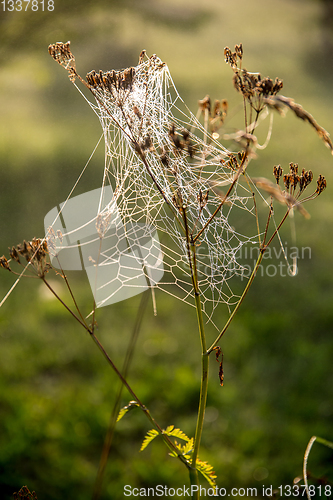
[{"left": 264, "top": 95, "right": 333, "bottom": 154}]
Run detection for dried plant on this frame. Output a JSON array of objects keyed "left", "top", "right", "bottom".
[
  {"left": 1, "top": 42, "right": 331, "bottom": 499},
  {"left": 13, "top": 486, "right": 38, "bottom": 500}
]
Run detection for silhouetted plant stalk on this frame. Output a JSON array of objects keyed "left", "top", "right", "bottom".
[
  {"left": 93, "top": 289, "right": 150, "bottom": 500},
  {"left": 1, "top": 42, "right": 331, "bottom": 499},
  {"left": 0, "top": 245, "right": 192, "bottom": 483},
  {"left": 302, "top": 436, "right": 333, "bottom": 500}
]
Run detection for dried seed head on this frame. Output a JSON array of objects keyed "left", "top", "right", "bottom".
[
  {"left": 299, "top": 169, "right": 313, "bottom": 192},
  {"left": 168, "top": 123, "right": 189, "bottom": 153},
  {"left": 273, "top": 165, "right": 283, "bottom": 184},
  {"left": 198, "top": 95, "right": 211, "bottom": 114},
  {"left": 316, "top": 175, "right": 327, "bottom": 195},
  {"left": 6, "top": 238, "right": 50, "bottom": 278},
  {"left": 86, "top": 67, "right": 135, "bottom": 93},
  {"left": 226, "top": 154, "right": 240, "bottom": 171},
  {"left": 273, "top": 77, "right": 283, "bottom": 95},
  {"left": 235, "top": 43, "right": 243, "bottom": 60},
  {"left": 290, "top": 173, "right": 300, "bottom": 190},
  {"left": 232, "top": 72, "right": 243, "bottom": 94},
  {"left": 213, "top": 100, "right": 221, "bottom": 118},
  {"left": 224, "top": 46, "right": 233, "bottom": 65},
  {"left": 187, "top": 143, "right": 195, "bottom": 158},
  {"left": 182, "top": 129, "right": 190, "bottom": 142},
  {"left": 224, "top": 45, "right": 241, "bottom": 68},
  {"left": 256, "top": 76, "right": 283, "bottom": 97},
  {"left": 221, "top": 99, "right": 228, "bottom": 115},
  {"left": 0, "top": 255, "right": 12, "bottom": 272},
  {"left": 283, "top": 173, "right": 291, "bottom": 191},
  {"left": 140, "top": 135, "right": 153, "bottom": 151},
  {"left": 289, "top": 162, "right": 298, "bottom": 175},
  {"left": 237, "top": 150, "right": 246, "bottom": 163},
  {"left": 48, "top": 41, "right": 76, "bottom": 82},
  {"left": 9, "top": 246, "right": 21, "bottom": 263},
  {"left": 138, "top": 50, "right": 146, "bottom": 64}
]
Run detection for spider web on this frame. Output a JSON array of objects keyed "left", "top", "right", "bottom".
[{"left": 45, "top": 51, "right": 261, "bottom": 326}]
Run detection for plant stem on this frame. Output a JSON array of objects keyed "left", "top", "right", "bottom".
[
  {"left": 183, "top": 208, "right": 209, "bottom": 498},
  {"left": 191, "top": 256, "right": 209, "bottom": 500},
  {"left": 207, "top": 204, "right": 290, "bottom": 353},
  {"left": 90, "top": 331, "right": 191, "bottom": 467},
  {"left": 42, "top": 277, "right": 91, "bottom": 333},
  {"left": 193, "top": 152, "right": 248, "bottom": 243},
  {"left": 207, "top": 250, "right": 264, "bottom": 354},
  {"left": 93, "top": 290, "right": 149, "bottom": 500},
  {"left": 42, "top": 278, "right": 190, "bottom": 471},
  {"left": 191, "top": 259, "right": 208, "bottom": 465}
]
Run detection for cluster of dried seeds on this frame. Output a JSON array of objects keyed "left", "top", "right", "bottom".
[
  {"left": 168, "top": 124, "right": 195, "bottom": 158},
  {"left": 48, "top": 41, "right": 76, "bottom": 82},
  {"left": 86, "top": 67, "right": 135, "bottom": 92},
  {"left": 1, "top": 238, "right": 50, "bottom": 278},
  {"left": 273, "top": 162, "right": 326, "bottom": 199}
]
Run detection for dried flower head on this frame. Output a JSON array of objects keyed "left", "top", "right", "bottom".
[
  {"left": 225, "top": 44, "right": 283, "bottom": 116},
  {"left": 198, "top": 95, "right": 211, "bottom": 113},
  {"left": 1, "top": 238, "right": 51, "bottom": 278},
  {"left": 86, "top": 67, "right": 136, "bottom": 93},
  {"left": 48, "top": 41, "right": 76, "bottom": 82},
  {"left": 255, "top": 161, "right": 327, "bottom": 220},
  {"left": 273, "top": 165, "right": 283, "bottom": 184},
  {"left": 299, "top": 169, "right": 313, "bottom": 193},
  {"left": 13, "top": 485, "right": 38, "bottom": 500},
  {"left": 198, "top": 95, "right": 229, "bottom": 139},
  {"left": 225, "top": 154, "right": 240, "bottom": 171},
  {"left": 224, "top": 44, "right": 243, "bottom": 68},
  {"left": 0, "top": 255, "right": 11, "bottom": 272},
  {"left": 316, "top": 174, "right": 327, "bottom": 195}
]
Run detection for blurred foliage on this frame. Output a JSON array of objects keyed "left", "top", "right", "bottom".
[{"left": 0, "top": 0, "right": 333, "bottom": 499}]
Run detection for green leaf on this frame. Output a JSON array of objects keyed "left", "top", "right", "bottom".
[
  {"left": 163, "top": 426, "right": 191, "bottom": 442},
  {"left": 116, "top": 401, "right": 140, "bottom": 422},
  {"left": 140, "top": 429, "right": 159, "bottom": 451},
  {"left": 196, "top": 458, "right": 217, "bottom": 487},
  {"left": 168, "top": 450, "right": 178, "bottom": 458},
  {"left": 168, "top": 437, "right": 193, "bottom": 460},
  {"left": 182, "top": 438, "right": 194, "bottom": 455}
]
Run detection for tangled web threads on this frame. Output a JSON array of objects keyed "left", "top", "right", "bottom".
[{"left": 48, "top": 45, "right": 260, "bottom": 325}]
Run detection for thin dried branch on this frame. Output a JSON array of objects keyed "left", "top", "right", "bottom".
[{"left": 264, "top": 95, "right": 333, "bottom": 154}]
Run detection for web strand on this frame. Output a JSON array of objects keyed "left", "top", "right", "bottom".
[{"left": 58, "top": 53, "right": 260, "bottom": 324}]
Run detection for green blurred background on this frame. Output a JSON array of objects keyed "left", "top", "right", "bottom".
[{"left": 0, "top": 0, "right": 333, "bottom": 498}]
